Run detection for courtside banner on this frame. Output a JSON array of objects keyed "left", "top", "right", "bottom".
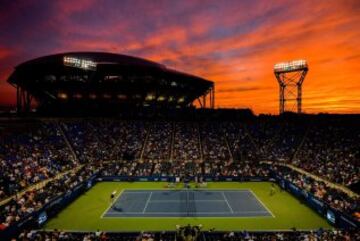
[{"left": 274, "top": 176, "right": 359, "bottom": 229}]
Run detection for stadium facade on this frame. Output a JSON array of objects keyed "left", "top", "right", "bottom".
[{"left": 7, "top": 52, "right": 215, "bottom": 114}]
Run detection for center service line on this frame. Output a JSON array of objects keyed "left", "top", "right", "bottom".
[
  {"left": 222, "top": 192, "right": 234, "bottom": 214},
  {"left": 142, "top": 192, "right": 153, "bottom": 214}
]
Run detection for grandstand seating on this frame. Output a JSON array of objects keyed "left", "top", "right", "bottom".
[
  {"left": 14, "top": 229, "right": 359, "bottom": 241},
  {"left": 0, "top": 116, "right": 359, "bottom": 240},
  {"left": 0, "top": 122, "right": 76, "bottom": 199},
  {"left": 1, "top": 118, "right": 359, "bottom": 194},
  {"left": 293, "top": 119, "right": 359, "bottom": 188}
]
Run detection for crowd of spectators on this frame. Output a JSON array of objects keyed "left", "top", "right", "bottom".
[
  {"left": 51, "top": 118, "right": 360, "bottom": 192},
  {"left": 15, "top": 230, "right": 176, "bottom": 241},
  {"left": 172, "top": 122, "right": 202, "bottom": 176},
  {"left": 12, "top": 229, "right": 359, "bottom": 241},
  {"left": 223, "top": 122, "right": 257, "bottom": 162},
  {"left": 200, "top": 122, "right": 231, "bottom": 162},
  {"left": 270, "top": 165, "right": 359, "bottom": 220},
  {"left": 221, "top": 122, "right": 269, "bottom": 177},
  {"left": 143, "top": 122, "right": 172, "bottom": 161},
  {"left": 199, "top": 122, "right": 232, "bottom": 178},
  {"left": 62, "top": 120, "right": 120, "bottom": 163},
  {"left": 204, "top": 229, "right": 357, "bottom": 241},
  {"left": 243, "top": 117, "right": 359, "bottom": 191},
  {"left": 292, "top": 120, "right": 359, "bottom": 189},
  {"left": 0, "top": 122, "right": 77, "bottom": 200},
  {"left": 0, "top": 165, "right": 96, "bottom": 230},
  {"left": 2, "top": 118, "right": 359, "bottom": 200},
  {"left": 95, "top": 120, "right": 270, "bottom": 178},
  {"left": 1, "top": 117, "right": 359, "bottom": 239},
  {"left": 246, "top": 119, "right": 306, "bottom": 162},
  {"left": 173, "top": 122, "right": 201, "bottom": 161},
  {"left": 63, "top": 120, "right": 148, "bottom": 176}
]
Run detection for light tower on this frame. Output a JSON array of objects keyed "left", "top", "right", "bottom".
[{"left": 274, "top": 60, "right": 308, "bottom": 114}]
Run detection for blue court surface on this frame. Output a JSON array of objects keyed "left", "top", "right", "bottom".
[{"left": 102, "top": 189, "right": 273, "bottom": 218}]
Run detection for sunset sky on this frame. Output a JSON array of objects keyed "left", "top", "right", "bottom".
[{"left": 0, "top": 0, "right": 359, "bottom": 114}]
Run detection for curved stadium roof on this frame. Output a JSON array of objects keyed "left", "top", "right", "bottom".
[{"left": 8, "top": 52, "right": 214, "bottom": 111}]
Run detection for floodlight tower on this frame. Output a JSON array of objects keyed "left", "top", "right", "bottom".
[{"left": 274, "top": 60, "right": 308, "bottom": 114}]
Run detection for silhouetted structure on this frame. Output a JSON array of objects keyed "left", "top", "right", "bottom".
[
  {"left": 274, "top": 60, "right": 308, "bottom": 114},
  {"left": 7, "top": 52, "right": 215, "bottom": 114}
]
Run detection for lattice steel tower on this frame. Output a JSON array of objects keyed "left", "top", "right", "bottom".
[{"left": 274, "top": 60, "right": 308, "bottom": 114}]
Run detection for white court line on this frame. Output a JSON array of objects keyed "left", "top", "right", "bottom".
[
  {"left": 221, "top": 192, "right": 234, "bottom": 214},
  {"left": 122, "top": 189, "right": 253, "bottom": 193},
  {"left": 106, "top": 211, "right": 270, "bottom": 214},
  {"left": 102, "top": 215, "right": 274, "bottom": 219},
  {"left": 41, "top": 227, "right": 333, "bottom": 232},
  {"left": 142, "top": 192, "right": 153, "bottom": 213},
  {"left": 147, "top": 200, "right": 226, "bottom": 203},
  {"left": 100, "top": 189, "right": 124, "bottom": 218},
  {"left": 249, "top": 190, "right": 275, "bottom": 218},
  {"left": 40, "top": 228, "right": 336, "bottom": 233},
  {"left": 121, "top": 192, "right": 150, "bottom": 194}
]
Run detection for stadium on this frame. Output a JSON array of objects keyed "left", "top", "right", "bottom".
[{"left": 0, "top": 51, "right": 359, "bottom": 241}]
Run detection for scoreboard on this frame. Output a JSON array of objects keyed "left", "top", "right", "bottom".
[{"left": 63, "top": 56, "right": 97, "bottom": 71}]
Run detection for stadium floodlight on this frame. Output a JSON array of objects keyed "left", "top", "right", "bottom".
[
  {"left": 63, "top": 56, "right": 97, "bottom": 71},
  {"left": 274, "top": 60, "right": 307, "bottom": 73},
  {"left": 274, "top": 60, "right": 308, "bottom": 114}
]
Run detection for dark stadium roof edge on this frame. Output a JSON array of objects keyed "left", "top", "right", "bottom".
[{"left": 7, "top": 52, "right": 215, "bottom": 114}]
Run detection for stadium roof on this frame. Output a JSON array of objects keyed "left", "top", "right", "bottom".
[{"left": 7, "top": 52, "right": 214, "bottom": 113}]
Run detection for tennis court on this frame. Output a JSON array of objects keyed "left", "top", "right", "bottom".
[{"left": 102, "top": 189, "right": 274, "bottom": 218}]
